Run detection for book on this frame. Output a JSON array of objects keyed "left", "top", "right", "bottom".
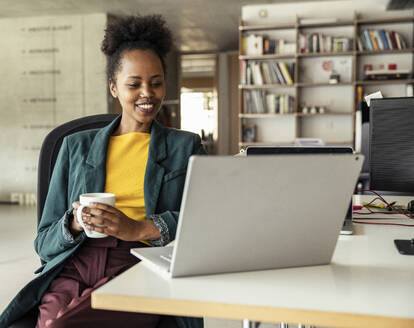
[
  {"left": 278, "top": 62, "right": 293, "bottom": 85},
  {"left": 240, "top": 60, "right": 246, "bottom": 84},
  {"left": 252, "top": 62, "right": 263, "bottom": 85},
  {"left": 395, "top": 32, "right": 402, "bottom": 49},
  {"left": 384, "top": 31, "right": 393, "bottom": 50},
  {"left": 379, "top": 29, "right": 390, "bottom": 50},
  {"left": 374, "top": 30, "right": 384, "bottom": 50},
  {"left": 369, "top": 30, "right": 379, "bottom": 50},
  {"left": 363, "top": 30, "right": 374, "bottom": 50},
  {"left": 390, "top": 31, "right": 398, "bottom": 49},
  {"left": 357, "top": 37, "right": 363, "bottom": 51},
  {"left": 266, "top": 94, "right": 276, "bottom": 113},
  {"left": 261, "top": 62, "right": 272, "bottom": 84},
  {"left": 271, "top": 61, "right": 286, "bottom": 84}
]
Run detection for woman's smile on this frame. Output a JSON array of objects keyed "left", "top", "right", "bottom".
[{"left": 135, "top": 102, "right": 156, "bottom": 113}]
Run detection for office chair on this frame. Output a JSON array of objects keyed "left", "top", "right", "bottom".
[{"left": 8, "top": 114, "right": 118, "bottom": 328}]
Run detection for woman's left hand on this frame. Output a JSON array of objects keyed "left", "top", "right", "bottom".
[{"left": 81, "top": 203, "right": 159, "bottom": 241}]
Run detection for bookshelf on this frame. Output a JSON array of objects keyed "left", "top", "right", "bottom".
[{"left": 238, "top": 12, "right": 414, "bottom": 149}]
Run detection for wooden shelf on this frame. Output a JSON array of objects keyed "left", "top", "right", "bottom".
[
  {"left": 357, "top": 16, "right": 414, "bottom": 25},
  {"left": 356, "top": 79, "right": 414, "bottom": 85},
  {"left": 298, "top": 51, "right": 354, "bottom": 58},
  {"left": 239, "top": 54, "right": 296, "bottom": 60},
  {"left": 296, "top": 82, "right": 353, "bottom": 87},
  {"left": 356, "top": 48, "right": 414, "bottom": 55},
  {"left": 240, "top": 113, "right": 352, "bottom": 118},
  {"left": 239, "top": 140, "right": 352, "bottom": 147},
  {"left": 239, "top": 23, "right": 295, "bottom": 31},
  {"left": 239, "top": 141, "right": 294, "bottom": 147},
  {"left": 240, "top": 49, "right": 413, "bottom": 60},
  {"left": 297, "top": 112, "right": 352, "bottom": 116},
  {"left": 239, "top": 113, "right": 295, "bottom": 118},
  {"left": 325, "top": 141, "right": 354, "bottom": 145},
  {"left": 239, "top": 19, "right": 356, "bottom": 31},
  {"left": 239, "top": 84, "right": 294, "bottom": 89},
  {"left": 299, "top": 20, "right": 354, "bottom": 28}
]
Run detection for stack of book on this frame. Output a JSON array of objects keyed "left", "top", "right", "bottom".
[
  {"left": 299, "top": 33, "right": 353, "bottom": 53},
  {"left": 242, "top": 34, "right": 296, "bottom": 55},
  {"left": 244, "top": 90, "right": 294, "bottom": 114},
  {"left": 241, "top": 60, "right": 295, "bottom": 85},
  {"left": 358, "top": 29, "right": 407, "bottom": 51}
]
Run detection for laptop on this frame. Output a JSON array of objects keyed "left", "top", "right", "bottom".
[
  {"left": 245, "top": 146, "right": 355, "bottom": 235},
  {"left": 131, "top": 154, "right": 363, "bottom": 278}
]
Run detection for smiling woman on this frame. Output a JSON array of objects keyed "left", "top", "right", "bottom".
[
  {"left": 109, "top": 49, "right": 166, "bottom": 134},
  {"left": 0, "top": 14, "right": 206, "bottom": 328}
]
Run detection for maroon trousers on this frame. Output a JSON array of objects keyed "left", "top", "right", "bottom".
[{"left": 36, "top": 237, "right": 171, "bottom": 328}]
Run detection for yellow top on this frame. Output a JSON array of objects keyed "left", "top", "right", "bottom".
[{"left": 104, "top": 132, "right": 150, "bottom": 232}]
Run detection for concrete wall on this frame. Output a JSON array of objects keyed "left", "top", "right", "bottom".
[{"left": 0, "top": 13, "right": 108, "bottom": 202}]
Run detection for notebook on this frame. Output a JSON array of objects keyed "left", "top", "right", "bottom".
[{"left": 131, "top": 154, "right": 363, "bottom": 278}]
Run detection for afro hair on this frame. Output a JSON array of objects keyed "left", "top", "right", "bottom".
[{"left": 101, "top": 14, "right": 173, "bottom": 82}]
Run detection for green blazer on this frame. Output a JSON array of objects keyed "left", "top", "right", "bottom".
[{"left": 0, "top": 116, "right": 206, "bottom": 328}]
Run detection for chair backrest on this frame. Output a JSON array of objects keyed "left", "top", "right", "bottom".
[{"left": 37, "top": 114, "right": 119, "bottom": 225}]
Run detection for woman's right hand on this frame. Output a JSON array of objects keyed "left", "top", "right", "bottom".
[{"left": 70, "top": 201, "right": 84, "bottom": 235}]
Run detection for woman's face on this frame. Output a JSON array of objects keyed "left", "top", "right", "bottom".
[{"left": 110, "top": 49, "right": 165, "bottom": 132}]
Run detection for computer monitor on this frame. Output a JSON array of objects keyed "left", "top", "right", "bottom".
[{"left": 370, "top": 97, "right": 414, "bottom": 193}]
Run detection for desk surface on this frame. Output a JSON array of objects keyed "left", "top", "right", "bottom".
[{"left": 92, "top": 196, "right": 414, "bottom": 328}]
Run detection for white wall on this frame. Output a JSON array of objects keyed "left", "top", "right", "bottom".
[
  {"left": 0, "top": 13, "right": 108, "bottom": 202},
  {"left": 241, "top": 0, "right": 407, "bottom": 25}
]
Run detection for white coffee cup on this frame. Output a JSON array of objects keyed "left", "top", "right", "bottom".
[{"left": 76, "top": 193, "right": 115, "bottom": 238}]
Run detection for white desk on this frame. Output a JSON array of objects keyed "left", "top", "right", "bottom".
[{"left": 92, "top": 195, "right": 414, "bottom": 328}]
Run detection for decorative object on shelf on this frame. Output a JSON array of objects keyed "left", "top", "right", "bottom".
[
  {"left": 301, "top": 105, "right": 328, "bottom": 114},
  {"left": 323, "top": 60, "right": 341, "bottom": 84},
  {"left": 242, "top": 124, "right": 257, "bottom": 142},
  {"left": 363, "top": 63, "right": 411, "bottom": 80},
  {"left": 322, "top": 60, "right": 333, "bottom": 72},
  {"left": 329, "top": 71, "right": 340, "bottom": 84}
]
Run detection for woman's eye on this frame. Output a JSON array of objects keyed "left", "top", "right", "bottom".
[
  {"left": 128, "top": 84, "right": 139, "bottom": 88},
  {"left": 151, "top": 82, "right": 162, "bottom": 87}
]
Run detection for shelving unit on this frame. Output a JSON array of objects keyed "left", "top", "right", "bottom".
[{"left": 238, "top": 12, "right": 414, "bottom": 148}]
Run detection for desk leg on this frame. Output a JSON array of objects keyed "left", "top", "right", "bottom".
[{"left": 242, "top": 319, "right": 260, "bottom": 328}]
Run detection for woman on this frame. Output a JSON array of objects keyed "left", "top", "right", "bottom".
[{"left": 0, "top": 15, "right": 205, "bottom": 328}]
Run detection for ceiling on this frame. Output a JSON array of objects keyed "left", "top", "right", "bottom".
[{"left": 0, "top": 0, "right": 342, "bottom": 52}]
